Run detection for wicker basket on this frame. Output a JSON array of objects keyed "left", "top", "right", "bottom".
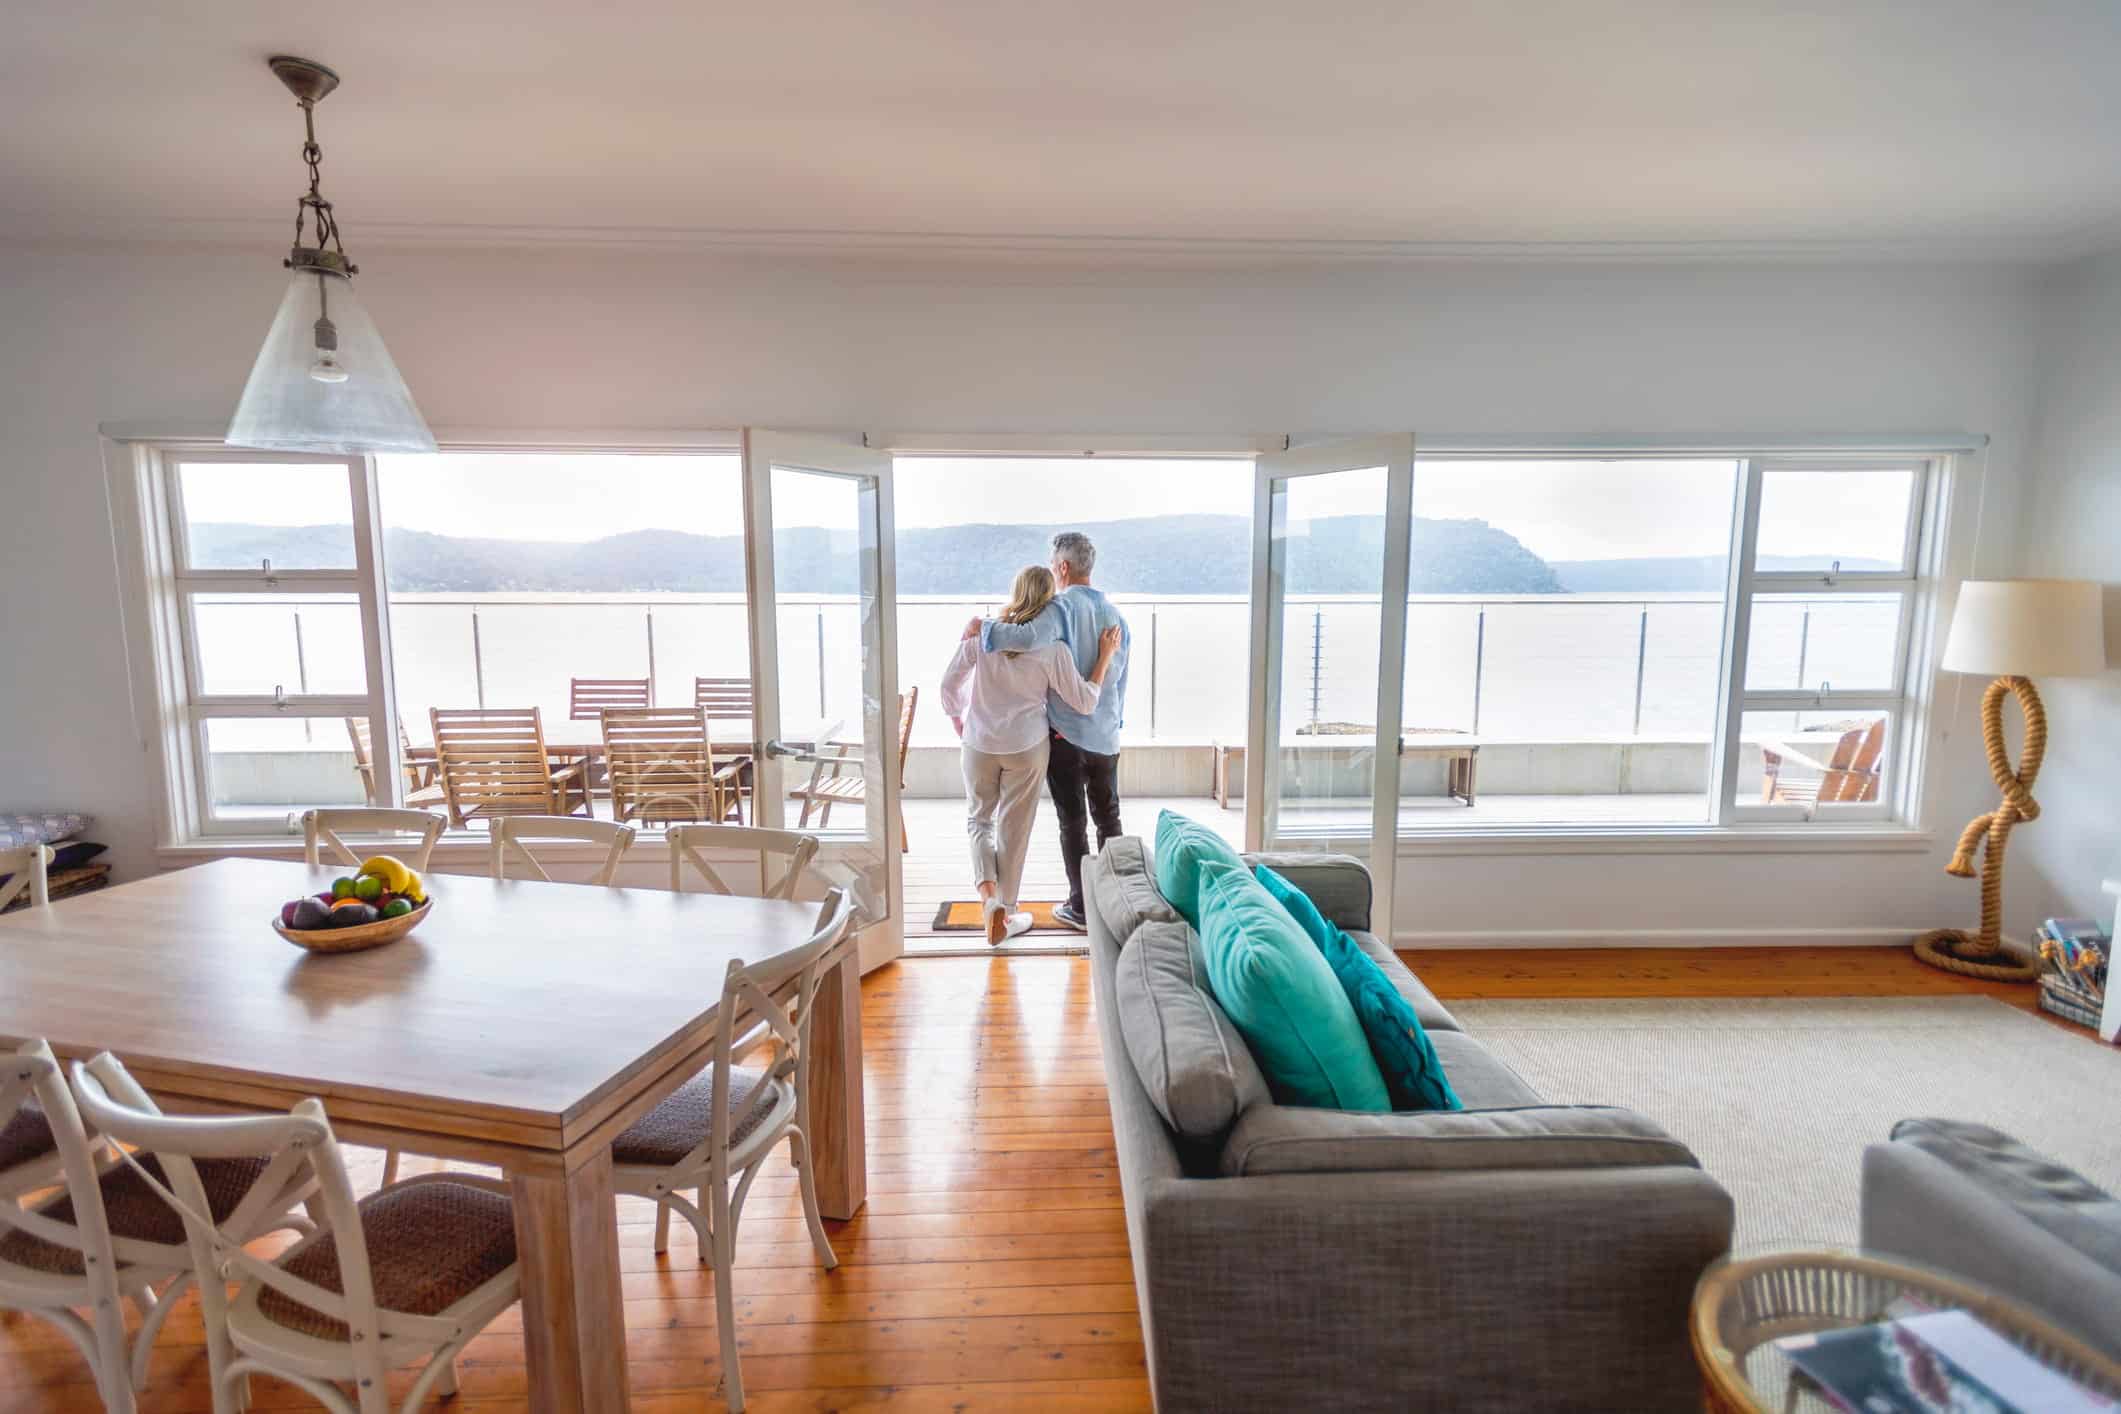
[{"left": 1693, "top": 1249, "right": 2121, "bottom": 1413}]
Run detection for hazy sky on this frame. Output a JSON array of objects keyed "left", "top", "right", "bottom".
[{"left": 179, "top": 452, "right": 1913, "bottom": 566}]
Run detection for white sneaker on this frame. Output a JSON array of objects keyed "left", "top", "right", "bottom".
[
  {"left": 1002, "top": 911, "right": 1035, "bottom": 940},
  {"left": 983, "top": 899, "right": 1006, "bottom": 944}
]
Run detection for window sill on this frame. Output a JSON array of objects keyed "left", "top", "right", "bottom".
[{"left": 1392, "top": 825, "right": 1934, "bottom": 857}]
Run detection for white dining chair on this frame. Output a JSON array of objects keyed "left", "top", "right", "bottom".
[
  {"left": 301, "top": 808, "right": 447, "bottom": 872},
  {"left": 0, "top": 1039, "right": 315, "bottom": 1412},
  {"left": 667, "top": 824, "right": 819, "bottom": 901},
  {"left": 70, "top": 1050, "right": 522, "bottom": 1414},
  {"left": 0, "top": 844, "right": 54, "bottom": 912},
  {"left": 488, "top": 815, "right": 636, "bottom": 886},
  {"left": 610, "top": 887, "right": 856, "bottom": 1413}
]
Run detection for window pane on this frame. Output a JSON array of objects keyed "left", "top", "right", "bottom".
[
  {"left": 374, "top": 452, "right": 749, "bottom": 751},
  {"left": 203, "top": 716, "right": 373, "bottom": 825},
  {"left": 1278, "top": 467, "right": 1387, "bottom": 833},
  {"left": 1744, "top": 593, "right": 1902, "bottom": 693},
  {"left": 1398, "top": 458, "right": 1737, "bottom": 827},
  {"left": 1754, "top": 469, "right": 1915, "bottom": 574},
  {"left": 1738, "top": 710, "right": 1892, "bottom": 812},
  {"left": 190, "top": 594, "right": 365, "bottom": 697},
  {"left": 178, "top": 462, "right": 355, "bottom": 570}
]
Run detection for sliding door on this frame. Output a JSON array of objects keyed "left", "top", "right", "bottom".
[{"left": 1245, "top": 435, "right": 1416, "bottom": 933}]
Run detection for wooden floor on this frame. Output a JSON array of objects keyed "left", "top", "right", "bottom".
[{"left": 2, "top": 946, "right": 2094, "bottom": 1411}]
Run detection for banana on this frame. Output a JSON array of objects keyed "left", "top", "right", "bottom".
[{"left": 358, "top": 855, "right": 425, "bottom": 903}]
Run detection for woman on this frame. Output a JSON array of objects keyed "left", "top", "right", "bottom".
[{"left": 940, "top": 565, "right": 1124, "bottom": 943}]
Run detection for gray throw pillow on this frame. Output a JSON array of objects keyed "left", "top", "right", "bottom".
[
  {"left": 1114, "top": 919, "right": 1268, "bottom": 1139},
  {"left": 1092, "top": 836, "right": 1182, "bottom": 944}
]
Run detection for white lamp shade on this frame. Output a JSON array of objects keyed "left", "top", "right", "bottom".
[
  {"left": 1941, "top": 579, "right": 2107, "bottom": 678},
  {"left": 226, "top": 270, "right": 436, "bottom": 454}
]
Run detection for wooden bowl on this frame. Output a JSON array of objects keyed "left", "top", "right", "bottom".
[{"left": 274, "top": 899, "right": 432, "bottom": 955}]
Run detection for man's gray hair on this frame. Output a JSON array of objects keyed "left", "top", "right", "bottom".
[{"left": 1052, "top": 531, "right": 1096, "bottom": 579}]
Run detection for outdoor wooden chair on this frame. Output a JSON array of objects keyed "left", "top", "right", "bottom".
[
  {"left": 610, "top": 888, "right": 855, "bottom": 1414},
  {"left": 570, "top": 677, "right": 651, "bottom": 722},
  {"left": 70, "top": 1051, "right": 517, "bottom": 1414},
  {"left": 429, "top": 707, "right": 590, "bottom": 828},
  {"left": 0, "top": 1039, "right": 317, "bottom": 1411},
  {"left": 301, "top": 808, "right": 446, "bottom": 873},
  {"left": 788, "top": 687, "right": 916, "bottom": 851},
  {"left": 0, "top": 845, "right": 52, "bottom": 913},
  {"left": 344, "top": 717, "right": 444, "bottom": 810},
  {"left": 602, "top": 707, "right": 746, "bottom": 827},
  {"left": 668, "top": 824, "right": 818, "bottom": 900},
  {"left": 489, "top": 815, "right": 637, "bottom": 886},
  {"left": 1763, "top": 717, "right": 1888, "bottom": 806},
  {"left": 695, "top": 677, "right": 758, "bottom": 815}
]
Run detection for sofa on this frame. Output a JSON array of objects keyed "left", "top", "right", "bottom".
[
  {"left": 1085, "top": 838, "right": 1735, "bottom": 1412},
  {"left": 1862, "top": 1118, "right": 2121, "bottom": 1365}
]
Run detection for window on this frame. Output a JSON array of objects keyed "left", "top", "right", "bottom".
[
  {"left": 1396, "top": 454, "right": 1936, "bottom": 830},
  {"left": 154, "top": 453, "right": 389, "bottom": 833},
  {"left": 1724, "top": 461, "right": 1929, "bottom": 824}
]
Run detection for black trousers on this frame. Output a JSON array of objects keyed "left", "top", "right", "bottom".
[{"left": 1046, "top": 733, "right": 1122, "bottom": 913}]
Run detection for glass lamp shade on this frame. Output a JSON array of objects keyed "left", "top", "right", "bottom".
[{"left": 226, "top": 270, "right": 436, "bottom": 454}]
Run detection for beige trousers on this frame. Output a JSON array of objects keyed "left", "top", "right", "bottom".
[{"left": 963, "top": 739, "right": 1049, "bottom": 909}]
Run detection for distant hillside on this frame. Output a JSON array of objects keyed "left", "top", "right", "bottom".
[
  {"left": 1552, "top": 553, "right": 1899, "bottom": 592},
  {"left": 190, "top": 514, "right": 1564, "bottom": 595}
]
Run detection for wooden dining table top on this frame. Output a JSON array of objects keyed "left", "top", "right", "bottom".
[{"left": 0, "top": 857, "right": 819, "bottom": 1149}]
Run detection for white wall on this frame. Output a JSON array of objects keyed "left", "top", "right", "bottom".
[
  {"left": 2014, "top": 249, "right": 2121, "bottom": 925},
  {"left": 0, "top": 238, "right": 2048, "bottom": 942}
]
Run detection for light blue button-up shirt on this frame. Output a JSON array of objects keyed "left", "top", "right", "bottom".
[{"left": 980, "top": 585, "right": 1130, "bottom": 756}]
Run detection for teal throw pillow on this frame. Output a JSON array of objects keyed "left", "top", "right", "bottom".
[
  {"left": 1153, "top": 808, "right": 1246, "bottom": 927},
  {"left": 1254, "top": 864, "right": 1462, "bottom": 1113},
  {"left": 1194, "top": 860, "right": 1389, "bottom": 1112}
]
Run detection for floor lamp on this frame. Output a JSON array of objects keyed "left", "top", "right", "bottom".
[{"left": 1915, "top": 579, "right": 2108, "bottom": 982}]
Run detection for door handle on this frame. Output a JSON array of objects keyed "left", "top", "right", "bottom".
[{"left": 764, "top": 739, "right": 803, "bottom": 759}]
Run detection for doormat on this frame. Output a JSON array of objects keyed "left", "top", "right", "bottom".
[{"left": 930, "top": 900, "right": 1077, "bottom": 933}]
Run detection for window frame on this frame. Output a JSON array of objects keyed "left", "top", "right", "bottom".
[{"left": 1713, "top": 455, "right": 1939, "bottom": 828}]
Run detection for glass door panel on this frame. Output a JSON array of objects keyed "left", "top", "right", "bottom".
[
  {"left": 1247, "top": 436, "right": 1414, "bottom": 931},
  {"left": 743, "top": 431, "right": 904, "bottom": 971}
]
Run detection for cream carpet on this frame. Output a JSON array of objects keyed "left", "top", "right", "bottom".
[{"left": 1450, "top": 996, "right": 2121, "bottom": 1250}]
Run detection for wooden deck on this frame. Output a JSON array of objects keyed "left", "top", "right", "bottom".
[{"left": 3, "top": 946, "right": 2089, "bottom": 1410}]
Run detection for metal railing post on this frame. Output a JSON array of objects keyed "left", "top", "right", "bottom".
[
  {"left": 1148, "top": 604, "right": 1159, "bottom": 740},
  {"left": 292, "top": 608, "right": 311, "bottom": 741},
  {"left": 470, "top": 607, "right": 486, "bottom": 709},
  {"left": 1309, "top": 605, "right": 1325, "bottom": 728},
  {"left": 1470, "top": 606, "right": 1487, "bottom": 734},
  {"left": 1795, "top": 606, "right": 1812, "bottom": 690},
  {"left": 645, "top": 607, "right": 657, "bottom": 703},
  {"left": 816, "top": 605, "right": 828, "bottom": 720},
  {"left": 1631, "top": 604, "right": 1649, "bottom": 736}
]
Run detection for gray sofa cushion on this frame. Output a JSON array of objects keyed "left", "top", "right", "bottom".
[
  {"left": 1889, "top": 1118, "right": 2121, "bottom": 1270},
  {"left": 1220, "top": 1102, "right": 1698, "bottom": 1177},
  {"left": 1240, "top": 851, "right": 1370, "bottom": 932},
  {"left": 1114, "top": 919, "right": 1270, "bottom": 1139},
  {"left": 1347, "top": 929, "right": 1463, "bottom": 1033},
  {"left": 1428, "top": 1030, "right": 1541, "bottom": 1109},
  {"left": 1092, "top": 836, "right": 1182, "bottom": 944}
]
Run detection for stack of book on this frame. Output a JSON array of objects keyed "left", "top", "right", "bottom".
[{"left": 2036, "top": 918, "right": 2110, "bottom": 1030}]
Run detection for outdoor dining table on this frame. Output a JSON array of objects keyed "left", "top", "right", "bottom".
[{"left": 0, "top": 857, "right": 867, "bottom": 1412}]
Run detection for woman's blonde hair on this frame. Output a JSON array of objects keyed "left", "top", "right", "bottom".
[{"left": 1001, "top": 564, "right": 1056, "bottom": 626}]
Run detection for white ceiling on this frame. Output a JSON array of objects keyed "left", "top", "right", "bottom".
[{"left": 6, "top": 1, "right": 2121, "bottom": 263}]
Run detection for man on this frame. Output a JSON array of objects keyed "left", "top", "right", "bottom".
[{"left": 973, "top": 531, "right": 1130, "bottom": 931}]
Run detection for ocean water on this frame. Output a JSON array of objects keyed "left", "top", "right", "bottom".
[{"left": 198, "top": 591, "right": 1897, "bottom": 753}]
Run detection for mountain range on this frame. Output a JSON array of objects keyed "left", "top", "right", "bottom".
[{"left": 189, "top": 516, "right": 1872, "bottom": 595}]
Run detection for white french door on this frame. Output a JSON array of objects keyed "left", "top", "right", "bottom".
[
  {"left": 1245, "top": 435, "right": 1416, "bottom": 936},
  {"left": 741, "top": 430, "right": 905, "bottom": 972}
]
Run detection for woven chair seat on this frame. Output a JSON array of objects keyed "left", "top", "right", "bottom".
[
  {"left": 0, "top": 1101, "right": 55, "bottom": 1175},
  {"left": 0, "top": 1154, "right": 270, "bottom": 1275},
  {"left": 258, "top": 1180, "right": 517, "bottom": 1342},
  {"left": 612, "top": 1067, "right": 776, "bottom": 1166}
]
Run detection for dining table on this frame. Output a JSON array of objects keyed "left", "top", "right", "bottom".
[{"left": 0, "top": 856, "right": 868, "bottom": 1413}]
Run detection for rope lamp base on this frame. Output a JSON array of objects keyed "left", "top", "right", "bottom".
[{"left": 1914, "top": 674, "right": 2047, "bottom": 985}]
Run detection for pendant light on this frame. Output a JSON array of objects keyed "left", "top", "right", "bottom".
[{"left": 226, "top": 56, "right": 436, "bottom": 454}]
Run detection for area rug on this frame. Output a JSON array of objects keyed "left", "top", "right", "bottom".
[
  {"left": 1449, "top": 996, "right": 2121, "bottom": 1250},
  {"left": 929, "top": 900, "right": 1074, "bottom": 932}
]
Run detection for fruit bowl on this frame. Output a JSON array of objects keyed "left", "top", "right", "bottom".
[{"left": 274, "top": 898, "right": 432, "bottom": 955}]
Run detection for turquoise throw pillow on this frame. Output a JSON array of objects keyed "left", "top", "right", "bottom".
[
  {"left": 1194, "top": 860, "right": 1389, "bottom": 1112},
  {"left": 1254, "top": 864, "right": 1462, "bottom": 1113},
  {"left": 1153, "top": 809, "right": 1246, "bottom": 926}
]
